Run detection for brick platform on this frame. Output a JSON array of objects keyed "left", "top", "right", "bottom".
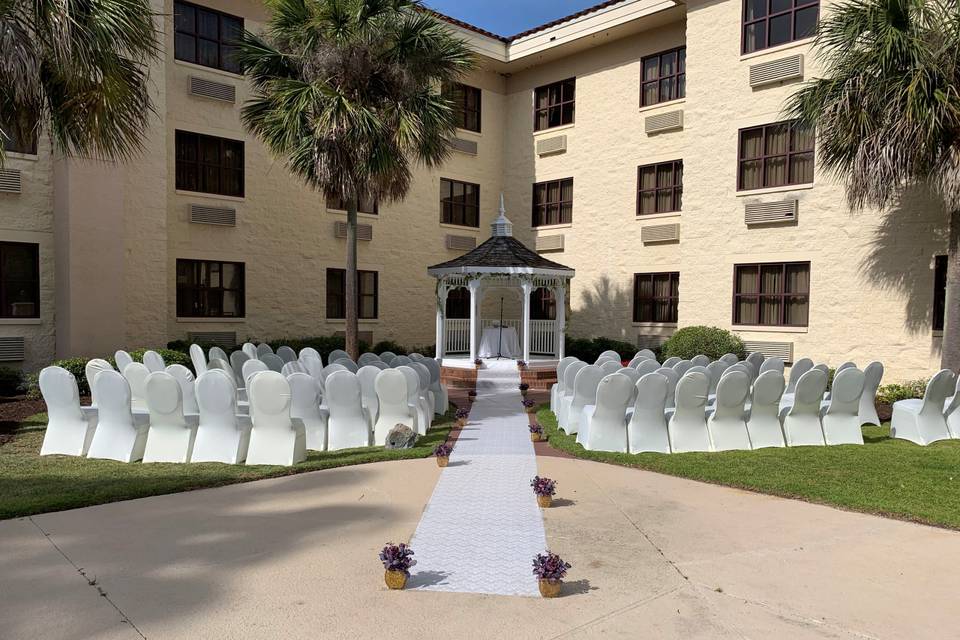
[
  {"left": 519, "top": 366, "right": 557, "bottom": 389},
  {"left": 441, "top": 365, "right": 478, "bottom": 388}
]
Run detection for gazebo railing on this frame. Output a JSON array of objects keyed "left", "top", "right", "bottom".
[
  {"left": 443, "top": 318, "right": 556, "bottom": 356},
  {"left": 445, "top": 318, "right": 471, "bottom": 353},
  {"left": 529, "top": 320, "right": 556, "bottom": 355}
]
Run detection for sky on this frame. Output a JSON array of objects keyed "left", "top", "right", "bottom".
[{"left": 424, "top": 0, "right": 603, "bottom": 37}]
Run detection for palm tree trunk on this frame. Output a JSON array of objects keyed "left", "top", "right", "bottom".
[
  {"left": 943, "top": 209, "right": 960, "bottom": 372},
  {"left": 345, "top": 200, "right": 359, "bottom": 360}
]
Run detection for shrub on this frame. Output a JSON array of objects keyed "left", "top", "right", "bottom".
[
  {"left": 36, "top": 348, "right": 194, "bottom": 397},
  {"left": 371, "top": 340, "right": 407, "bottom": 355},
  {"left": 877, "top": 380, "right": 928, "bottom": 405},
  {"left": 660, "top": 326, "right": 746, "bottom": 361},
  {"left": 48, "top": 357, "right": 93, "bottom": 394},
  {"left": 128, "top": 348, "right": 192, "bottom": 371},
  {"left": 565, "top": 336, "right": 636, "bottom": 363},
  {"left": 265, "top": 336, "right": 370, "bottom": 361},
  {"left": 0, "top": 366, "right": 23, "bottom": 397}
]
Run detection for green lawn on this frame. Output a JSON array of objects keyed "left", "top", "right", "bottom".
[
  {"left": 538, "top": 405, "right": 960, "bottom": 530},
  {"left": 0, "top": 411, "right": 452, "bottom": 520}
]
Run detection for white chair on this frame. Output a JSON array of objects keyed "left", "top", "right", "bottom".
[
  {"left": 781, "top": 369, "right": 828, "bottom": 446},
  {"left": 812, "top": 363, "right": 829, "bottom": 376},
  {"left": 634, "top": 358, "right": 660, "bottom": 378},
  {"left": 890, "top": 369, "right": 955, "bottom": 446},
  {"left": 142, "top": 371, "right": 198, "bottom": 463},
  {"left": 635, "top": 348, "right": 657, "bottom": 360},
  {"left": 379, "top": 351, "right": 397, "bottom": 364},
  {"left": 411, "top": 362, "right": 436, "bottom": 418},
  {"left": 556, "top": 361, "right": 587, "bottom": 427},
  {"left": 302, "top": 356, "right": 325, "bottom": 384},
  {"left": 299, "top": 347, "right": 322, "bottom": 365},
  {"left": 142, "top": 350, "right": 165, "bottom": 373},
  {"left": 653, "top": 366, "right": 680, "bottom": 412},
  {"left": 256, "top": 343, "right": 274, "bottom": 357},
  {"left": 192, "top": 370, "right": 251, "bottom": 464},
  {"left": 563, "top": 365, "right": 605, "bottom": 435},
  {"left": 745, "top": 352, "right": 765, "bottom": 374},
  {"left": 370, "top": 360, "right": 390, "bottom": 370},
  {"left": 356, "top": 365, "right": 381, "bottom": 425},
  {"left": 686, "top": 365, "right": 709, "bottom": 378},
  {"left": 122, "top": 362, "right": 150, "bottom": 412},
  {"left": 628, "top": 373, "right": 670, "bottom": 453},
  {"left": 288, "top": 372, "right": 327, "bottom": 451},
  {"left": 835, "top": 361, "right": 857, "bottom": 374},
  {"left": 668, "top": 372, "right": 711, "bottom": 452},
  {"left": 422, "top": 358, "right": 448, "bottom": 415},
  {"left": 189, "top": 344, "right": 208, "bottom": 375},
  {"left": 86, "top": 371, "right": 149, "bottom": 462},
  {"left": 581, "top": 373, "right": 634, "bottom": 452},
  {"left": 115, "top": 350, "right": 134, "bottom": 372},
  {"left": 166, "top": 364, "right": 199, "bottom": 415},
  {"left": 242, "top": 342, "right": 258, "bottom": 359},
  {"left": 551, "top": 357, "right": 578, "bottom": 412},
  {"left": 616, "top": 367, "right": 642, "bottom": 404},
  {"left": 326, "top": 370, "right": 372, "bottom": 450},
  {"left": 210, "top": 346, "right": 230, "bottom": 363},
  {"left": 208, "top": 357, "right": 238, "bottom": 390},
  {"left": 392, "top": 355, "right": 412, "bottom": 367},
  {"left": 358, "top": 352, "right": 380, "bottom": 366},
  {"left": 373, "top": 369, "right": 416, "bottom": 444},
  {"left": 858, "top": 361, "right": 884, "bottom": 426},
  {"left": 707, "top": 370, "right": 752, "bottom": 451},
  {"left": 84, "top": 358, "right": 114, "bottom": 408},
  {"left": 662, "top": 356, "right": 681, "bottom": 368},
  {"left": 320, "top": 363, "right": 348, "bottom": 388},
  {"left": 262, "top": 353, "right": 285, "bottom": 373},
  {"left": 705, "top": 361, "right": 729, "bottom": 396},
  {"left": 334, "top": 357, "right": 359, "bottom": 373},
  {"left": 746, "top": 371, "right": 786, "bottom": 448},
  {"left": 230, "top": 351, "right": 251, "bottom": 384},
  {"left": 690, "top": 355, "right": 710, "bottom": 367},
  {"left": 281, "top": 361, "right": 307, "bottom": 376},
  {"left": 672, "top": 360, "right": 693, "bottom": 376},
  {"left": 599, "top": 360, "right": 621, "bottom": 376},
  {"left": 821, "top": 367, "right": 866, "bottom": 445},
  {"left": 277, "top": 346, "right": 298, "bottom": 363},
  {"left": 246, "top": 371, "right": 307, "bottom": 465},
  {"left": 39, "top": 366, "right": 98, "bottom": 456},
  {"left": 242, "top": 359, "right": 269, "bottom": 385},
  {"left": 946, "top": 380, "right": 960, "bottom": 439},
  {"left": 759, "top": 357, "right": 784, "bottom": 376},
  {"left": 719, "top": 353, "right": 739, "bottom": 366},
  {"left": 398, "top": 366, "right": 431, "bottom": 435},
  {"left": 626, "top": 355, "right": 649, "bottom": 368},
  {"left": 597, "top": 350, "right": 621, "bottom": 362},
  {"left": 329, "top": 348, "right": 350, "bottom": 363}
]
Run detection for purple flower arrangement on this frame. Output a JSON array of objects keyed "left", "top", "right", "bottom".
[
  {"left": 530, "top": 475, "right": 556, "bottom": 497},
  {"left": 529, "top": 422, "right": 544, "bottom": 435},
  {"left": 380, "top": 543, "right": 416, "bottom": 575},
  {"left": 519, "top": 382, "right": 530, "bottom": 391},
  {"left": 516, "top": 359, "right": 527, "bottom": 367},
  {"left": 532, "top": 551, "right": 571, "bottom": 581},
  {"left": 474, "top": 358, "right": 483, "bottom": 366},
  {"left": 455, "top": 407, "right": 470, "bottom": 421},
  {"left": 468, "top": 390, "right": 477, "bottom": 400},
  {"left": 433, "top": 443, "right": 453, "bottom": 458},
  {"left": 522, "top": 398, "right": 536, "bottom": 412}
]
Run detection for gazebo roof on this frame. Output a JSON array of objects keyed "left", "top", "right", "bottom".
[{"left": 427, "top": 197, "right": 575, "bottom": 278}]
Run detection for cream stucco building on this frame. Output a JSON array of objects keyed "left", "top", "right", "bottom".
[{"left": 0, "top": 0, "right": 950, "bottom": 380}]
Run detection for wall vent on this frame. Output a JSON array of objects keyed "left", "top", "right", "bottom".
[
  {"left": 445, "top": 234, "right": 477, "bottom": 251},
  {"left": 645, "top": 110, "right": 683, "bottom": 134},
  {"left": 189, "top": 76, "right": 236, "bottom": 103},
  {"left": 334, "top": 221, "right": 373, "bottom": 241},
  {"left": 0, "top": 169, "right": 22, "bottom": 194},
  {"left": 536, "top": 135, "right": 567, "bottom": 156},
  {"left": 451, "top": 137, "right": 478, "bottom": 155},
  {"left": 641, "top": 223, "right": 680, "bottom": 244},
  {"left": 744, "top": 199, "right": 798, "bottom": 225},
  {"left": 187, "top": 331, "right": 237, "bottom": 348},
  {"left": 0, "top": 337, "right": 25, "bottom": 361},
  {"left": 742, "top": 340, "right": 794, "bottom": 362},
  {"left": 535, "top": 234, "right": 565, "bottom": 252},
  {"left": 749, "top": 54, "right": 804, "bottom": 88},
  {"left": 637, "top": 334, "right": 670, "bottom": 349},
  {"left": 190, "top": 204, "right": 237, "bottom": 227}
]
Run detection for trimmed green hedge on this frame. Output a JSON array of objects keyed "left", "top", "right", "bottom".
[
  {"left": 565, "top": 336, "right": 637, "bottom": 363},
  {"left": 37, "top": 348, "right": 193, "bottom": 396},
  {"left": 0, "top": 366, "right": 23, "bottom": 397},
  {"left": 660, "top": 326, "right": 746, "bottom": 361},
  {"left": 877, "top": 380, "right": 928, "bottom": 405}
]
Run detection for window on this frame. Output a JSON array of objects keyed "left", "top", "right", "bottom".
[
  {"left": 743, "top": 0, "right": 819, "bottom": 54},
  {"left": 534, "top": 78, "right": 575, "bottom": 131},
  {"left": 633, "top": 273, "right": 679, "bottom": 323},
  {"left": 175, "top": 130, "right": 244, "bottom": 197},
  {"left": 638, "top": 160, "right": 683, "bottom": 215},
  {"left": 176, "top": 259, "right": 244, "bottom": 318},
  {"left": 738, "top": 121, "right": 814, "bottom": 190},
  {"left": 446, "top": 287, "right": 470, "bottom": 319},
  {"left": 934, "top": 255, "right": 947, "bottom": 331},
  {"left": 532, "top": 178, "right": 573, "bottom": 227},
  {"left": 174, "top": 0, "right": 243, "bottom": 73},
  {"left": 0, "top": 242, "right": 40, "bottom": 318},
  {"left": 440, "top": 178, "right": 480, "bottom": 227},
  {"left": 1, "top": 126, "right": 37, "bottom": 155},
  {"left": 328, "top": 195, "right": 378, "bottom": 215},
  {"left": 449, "top": 83, "right": 481, "bottom": 133},
  {"left": 530, "top": 288, "right": 556, "bottom": 320},
  {"left": 733, "top": 262, "right": 810, "bottom": 326},
  {"left": 326, "top": 269, "right": 378, "bottom": 319},
  {"left": 641, "top": 47, "right": 686, "bottom": 106}
]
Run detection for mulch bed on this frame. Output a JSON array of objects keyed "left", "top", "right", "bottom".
[{"left": 0, "top": 397, "right": 47, "bottom": 444}]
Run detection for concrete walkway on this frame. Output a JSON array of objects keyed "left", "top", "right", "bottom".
[{"left": 2, "top": 455, "right": 959, "bottom": 638}]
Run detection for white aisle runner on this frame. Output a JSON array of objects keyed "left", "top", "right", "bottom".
[{"left": 408, "top": 360, "right": 546, "bottom": 596}]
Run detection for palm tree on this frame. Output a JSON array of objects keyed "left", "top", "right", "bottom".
[
  {"left": 785, "top": 0, "right": 960, "bottom": 370},
  {"left": 236, "top": 0, "right": 474, "bottom": 358},
  {"left": 0, "top": 0, "right": 158, "bottom": 162}
]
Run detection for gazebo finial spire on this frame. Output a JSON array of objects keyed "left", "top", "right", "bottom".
[{"left": 491, "top": 193, "right": 513, "bottom": 237}]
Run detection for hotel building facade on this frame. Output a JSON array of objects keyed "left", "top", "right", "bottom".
[{"left": 0, "top": 0, "right": 950, "bottom": 379}]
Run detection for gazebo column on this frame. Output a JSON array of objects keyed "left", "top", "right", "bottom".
[
  {"left": 554, "top": 282, "right": 566, "bottom": 360},
  {"left": 521, "top": 280, "right": 533, "bottom": 363},
  {"left": 468, "top": 279, "right": 481, "bottom": 362},
  {"left": 435, "top": 284, "right": 448, "bottom": 362}
]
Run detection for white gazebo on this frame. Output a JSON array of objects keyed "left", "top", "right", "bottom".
[{"left": 428, "top": 197, "right": 575, "bottom": 365}]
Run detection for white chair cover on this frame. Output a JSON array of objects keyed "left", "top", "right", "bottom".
[
  {"left": 672, "top": 360, "right": 692, "bottom": 376},
  {"left": 288, "top": 372, "right": 327, "bottom": 451},
  {"left": 616, "top": 367, "right": 642, "bottom": 404},
  {"left": 686, "top": 365, "right": 709, "bottom": 378},
  {"left": 634, "top": 359, "right": 660, "bottom": 378},
  {"left": 718, "top": 353, "right": 739, "bottom": 366},
  {"left": 256, "top": 343, "right": 274, "bottom": 357},
  {"left": 299, "top": 347, "right": 322, "bottom": 365},
  {"left": 143, "top": 371, "right": 198, "bottom": 463},
  {"left": 326, "top": 370, "right": 372, "bottom": 450},
  {"left": 246, "top": 371, "right": 307, "bottom": 465},
  {"left": 812, "top": 363, "right": 830, "bottom": 376},
  {"left": 39, "top": 366, "right": 98, "bottom": 456},
  {"left": 858, "top": 361, "right": 884, "bottom": 426},
  {"left": 86, "top": 371, "right": 149, "bottom": 462},
  {"left": 262, "top": 353, "right": 285, "bottom": 373},
  {"left": 628, "top": 373, "right": 670, "bottom": 454},
  {"left": 242, "top": 343, "right": 258, "bottom": 359},
  {"left": 668, "top": 372, "right": 711, "bottom": 452},
  {"left": 379, "top": 351, "right": 397, "bottom": 364},
  {"left": 328, "top": 349, "right": 350, "bottom": 363},
  {"left": 189, "top": 344, "right": 208, "bottom": 375},
  {"left": 276, "top": 346, "right": 298, "bottom": 363},
  {"left": 192, "top": 370, "right": 251, "bottom": 463},
  {"left": 759, "top": 357, "right": 784, "bottom": 376},
  {"left": 392, "top": 355, "right": 412, "bottom": 367},
  {"left": 597, "top": 350, "right": 621, "bottom": 362},
  {"left": 122, "top": 362, "right": 150, "bottom": 412},
  {"left": 421, "top": 357, "right": 448, "bottom": 415},
  {"left": 581, "top": 373, "right": 633, "bottom": 452},
  {"left": 556, "top": 361, "right": 587, "bottom": 428},
  {"left": 551, "top": 357, "right": 578, "bottom": 413},
  {"left": 334, "top": 357, "right": 359, "bottom": 373},
  {"left": 370, "top": 360, "right": 390, "bottom": 370},
  {"left": 707, "top": 370, "right": 752, "bottom": 451},
  {"left": 281, "top": 361, "right": 307, "bottom": 376},
  {"left": 411, "top": 362, "right": 436, "bottom": 419},
  {"left": 84, "top": 358, "right": 114, "bottom": 407},
  {"left": 690, "top": 355, "right": 710, "bottom": 367},
  {"left": 373, "top": 368, "right": 415, "bottom": 444},
  {"left": 890, "top": 369, "right": 954, "bottom": 446},
  {"left": 705, "top": 361, "right": 729, "bottom": 395},
  {"left": 358, "top": 352, "right": 381, "bottom": 366},
  {"left": 114, "top": 350, "right": 134, "bottom": 373},
  {"left": 634, "top": 349, "right": 657, "bottom": 360},
  {"left": 599, "top": 360, "right": 621, "bottom": 376},
  {"left": 782, "top": 369, "right": 828, "bottom": 446},
  {"left": 320, "top": 363, "right": 348, "bottom": 385},
  {"left": 209, "top": 346, "right": 229, "bottom": 363},
  {"left": 746, "top": 371, "right": 786, "bottom": 448},
  {"left": 302, "top": 356, "right": 324, "bottom": 384},
  {"left": 745, "top": 352, "right": 765, "bottom": 374},
  {"left": 356, "top": 365, "right": 381, "bottom": 426},
  {"left": 230, "top": 351, "right": 251, "bottom": 383},
  {"left": 655, "top": 367, "right": 680, "bottom": 410},
  {"left": 564, "top": 365, "right": 605, "bottom": 435},
  {"left": 398, "top": 366, "right": 431, "bottom": 435},
  {"left": 166, "top": 364, "right": 199, "bottom": 415},
  {"left": 142, "top": 350, "right": 165, "bottom": 373},
  {"left": 626, "top": 355, "right": 649, "bottom": 368},
  {"left": 822, "top": 367, "right": 866, "bottom": 445},
  {"left": 242, "top": 359, "right": 269, "bottom": 385},
  {"left": 662, "top": 357, "right": 681, "bottom": 368},
  {"left": 946, "top": 378, "right": 960, "bottom": 439}
]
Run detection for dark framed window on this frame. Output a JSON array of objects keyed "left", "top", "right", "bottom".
[
  {"left": 326, "top": 268, "right": 378, "bottom": 319},
  {"left": 0, "top": 242, "right": 40, "bottom": 318},
  {"left": 633, "top": 272, "right": 679, "bottom": 323},
  {"left": 738, "top": 121, "right": 814, "bottom": 190},
  {"left": 446, "top": 287, "right": 470, "bottom": 319},
  {"left": 175, "top": 130, "right": 244, "bottom": 197},
  {"left": 641, "top": 47, "right": 686, "bottom": 106},
  {"left": 174, "top": 0, "right": 243, "bottom": 73},
  {"left": 1, "top": 127, "right": 37, "bottom": 155},
  {"left": 328, "top": 195, "right": 378, "bottom": 215},
  {"left": 176, "top": 259, "right": 245, "bottom": 318},
  {"left": 743, "top": 0, "right": 819, "bottom": 54},
  {"left": 733, "top": 261, "right": 810, "bottom": 326},
  {"left": 534, "top": 78, "right": 575, "bottom": 132},
  {"left": 532, "top": 178, "right": 573, "bottom": 227},
  {"left": 449, "top": 83, "right": 481, "bottom": 133},
  {"left": 530, "top": 287, "right": 556, "bottom": 320},
  {"left": 638, "top": 160, "right": 683, "bottom": 215},
  {"left": 440, "top": 178, "right": 480, "bottom": 227},
  {"left": 934, "top": 255, "right": 947, "bottom": 331}
]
